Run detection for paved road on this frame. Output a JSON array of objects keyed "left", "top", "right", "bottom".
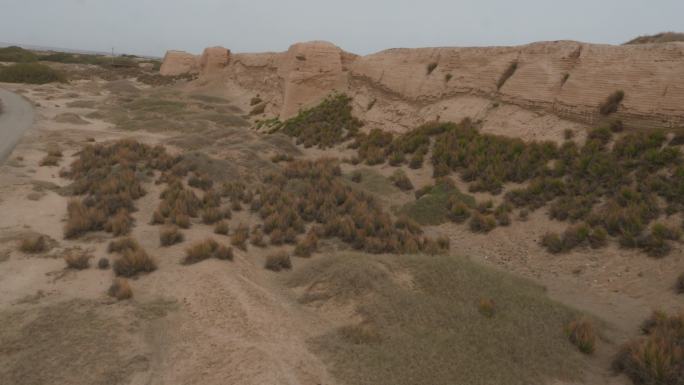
[{"left": 0, "top": 88, "right": 34, "bottom": 164}]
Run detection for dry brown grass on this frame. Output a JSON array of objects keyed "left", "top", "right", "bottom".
[
  {"left": 566, "top": 317, "right": 596, "bottom": 354},
  {"left": 294, "top": 231, "right": 318, "bottom": 258},
  {"left": 250, "top": 227, "right": 266, "bottom": 247},
  {"left": 231, "top": 223, "right": 249, "bottom": 251},
  {"left": 97, "top": 257, "right": 109, "bottom": 269},
  {"left": 63, "top": 250, "right": 91, "bottom": 270},
  {"left": 19, "top": 235, "right": 48, "bottom": 253},
  {"left": 107, "top": 237, "right": 140, "bottom": 254},
  {"left": 265, "top": 252, "right": 292, "bottom": 271},
  {"left": 214, "top": 220, "right": 229, "bottom": 235},
  {"left": 159, "top": 226, "right": 184, "bottom": 246},
  {"left": 104, "top": 209, "right": 132, "bottom": 236},
  {"left": 613, "top": 311, "right": 684, "bottom": 385},
  {"left": 111, "top": 242, "right": 156, "bottom": 277},
  {"left": 183, "top": 238, "right": 233, "bottom": 264},
  {"left": 108, "top": 278, "right": 132, "bottom": 300}
]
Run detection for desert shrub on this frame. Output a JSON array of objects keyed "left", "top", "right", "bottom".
[
  {"left": 160, "top": 226, "right": 183, "bottom": 246},
  {"left": 497, "top": 61, "right": 518, "bottom": 89},
  {"left": 294, "top": 231, "right": 319, "bottom": 257},
  {"left": 231, "top": 223, "right": 249, "bottom": 250},
  {"left": 97, "top": 257, "right": 110, "bottom": 269},
  {"left": 108, "top": 237, "right": 140, "bottom": 254},
  {"left": 541, "top": 232, "right": 563, "bottom": 254},
  {"left": 250, "top": 227, "right": 266, "bottom": 247},
  {"left": 390, "top": 169, "right": 413, "bottom": 191},
  {"left": 426, "top": 62, "right": 438, "bottom": 75},
  {"left": 613, "top": 311, "right": 684, "bottom": 385},
  {"left": 63, "top": 250, "right": 91, "bottom": 270},
  {"left": 609, "top": 119, "right": 624, "bottom": 133},
  {"left": 566, "top": 318, "right": 596, "bottom": 354},
  {"left": 271, "top": 153, "right": 293, "bottom": 163},
  {"left": 104, "top": 209, "right": 132, "bottom": 236},
  {"left": 39, "top": 154, "right": 60, "bottom": 166},
  {"left": 408, "top": 152, "right": 424, "bottom": 169},
  {"left": 599, "top": 90, "right": 625, "bottom": 115},
  {"left": 0, "top": 46, "right": 37, "bottom": 62},
  {"left": 265, "top": 252, "right": 292, "bottom": 271},
  {"left": 469, "top": 213, "right": 496, "bottom": 233},
  {"left": 215, "top": 244, "right": 234, "bottom": 260},
  {"left": 214, "top": 220, "right": 229, "bottom": 235},
  {"left": 19, "top": 235, "right": 48, "bottom": 253},
  {"left": 63, "top": 140, "right": 177, "bottom": 238},
  {"left": 448, "top": 201, "right": 471, "bottom": 223},
  {"left": 183, "top": 239, "right": 217, "bottom": 264},
  {"left": 188, "top": 172, "right": 213, "bottom": 191},
  {"left": 563, "top": 129, "right": 574, "bottom": 140},
  {"left": 279, "top": 93, "right": 363, "bottom": 149},
  {"left": 388, "top": 151, "right": 405, "bottom": 166},
  {"left": 113, "top": 248, "right": 157, "bottom": 277},
  {"left": 401, "top": 178, "right": 475, "bottom": 225},
  {"left": 201, "top": 207, "right": 223, "bottom": 224},
  {"left": 260, "top": 159, "right": 440, "bottom": 254},
  {"left": 0, "top": 63, "right": 65, "bottom": 84},
  {"left": 494, "top": 204, "right": 512, "bottom": 226},
  {"left": 445, "top": 73, "right": 453, "bottom": 82},
  {"left": 478, "top": 298, "right": 496, "bottom": 318},
  {"left": 588, "top": 227, "right": 608, "bottom": 249},
  {"left": 108, "top": 278, "right": 132, "bottom": 300},
  {"left": 183, "top": 238, "right": 233, "bottom": 264},
  {"left": 249, "top": 102, "right": 266, "bottom": 115}
]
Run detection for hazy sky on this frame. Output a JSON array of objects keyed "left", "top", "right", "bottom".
[{"left": 1, "top": 0, "right": 682, "bottom": 57}]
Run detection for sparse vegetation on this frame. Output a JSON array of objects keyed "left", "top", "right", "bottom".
[
  {"left": 426, "top": 62, "right": 438, "bottom": 75},
  {"left": 110, "top": 239, "right": 157, "bottom": 277},
  {"left": 214, "top": 220, "right": 229, "bottom": 235},
  {"left": 265, "top": 252, "right": 292, "bottom": 271},
  {"left": 230, "top": 223, "right": 249, "bottom": 251},
  {"left": 160, "top": 226, "right": 184, "bottom": 246},
  {"left": 613, "top": 311, "right": 684, "bottom": 385},
  {"left": 183, "top": 238, "right": 233, "bottom": 264},
  {"left": 0, "top": 46, "right": 38, "bottom": 62},
  {"left": 63, "top": 250, "right": 91, "bottom": 270},
  {"left": 98, "top": 257, "right": 110, "bottom": 270},
  {"left": 566, "top": 317, "right": 596, "bottom": 354},
  {"left": 0, "top": 63, "right": 65, "bottom": 84},
  {"left": 108, "top": 278, "right": 132, "bottom": 300},
  {"left": 19, "top": 235, "right": 48, "bottom": 253}
]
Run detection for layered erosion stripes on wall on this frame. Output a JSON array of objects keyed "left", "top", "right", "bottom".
[{"left": 161, "top": 40, "right": 684, "bottom": 130}]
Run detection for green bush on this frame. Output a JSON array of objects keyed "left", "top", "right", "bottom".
[{"left": 0, "top": 63, "right": 65, "bottom": 84}]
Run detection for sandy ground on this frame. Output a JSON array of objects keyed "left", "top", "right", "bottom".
[{"left": 0, "top": 76, "right": 681, "bottom": 385}]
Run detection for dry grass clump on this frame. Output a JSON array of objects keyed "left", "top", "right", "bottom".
[
  {"left": 153, "top": 180, "right": 202, "bottom": 227},
  {"left": 566, "top": 317, "right": 596, "bottom": 354},
  {"left": 278, "top": 93, "right": 363, "bottom": 149},
  {"left": 390, "top": 169, "right": 413, "bottom": 191},
  {"left": 19, "top": 234, "right": 48, "bottom": 253},
  {"left": 478, "top": 298, "right": 496, "bottom": 318},
  {"left": 250, "top": 227, "right": 266, "bottom": 247},
  {"left": 183, "top": 238, "right": 233, "bottom": 264},
  {"left": 613, "top": 311, "right": 684, "bottom": 385},
  {"left": 188, "top": 172, "right": 213, "bottom": 191},
  {"left": 294, "top": 230, "right": 319, "bottom": 257},
  {"left": 39, "top": 147, "right": 62, "bottom": 166},
  {"left": 62, "top": 139, "right": 177, "bottom": 238},
  {"left": 201, "top": 207, "right": 224, "bottom": 224},
  {"left": 159, "top": 226, "right": 184, "bottom": 246},
  {"left": 469, "top": 213, "right": 497, "bottom": 233},
  {"left": 265, "top": 252, "right": 292, "bottom": 271},
  {"left": 214, "top": 220, "right": 229, "bottom": 235},
  {"left": 599, "top": 90, "right": 625, "bottom": 115},
  {"left": 63, "top": 250, "right": 91, "bottom": 270},
  {"left": 108, "top": 278, "right": 132, "bottom": 300},
  {"left": 231, "top": 223, "right": 249, "bottom": 251},
  {"left": 98, "top": 257, "right": 110, "bottom": 269},
  {"left": 109, "top": 238, "right": 156, "bottom": 277}
]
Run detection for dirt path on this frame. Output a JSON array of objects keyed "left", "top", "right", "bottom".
[{"left": 0, "top": 87, "right": 34, "bottom": 164}]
